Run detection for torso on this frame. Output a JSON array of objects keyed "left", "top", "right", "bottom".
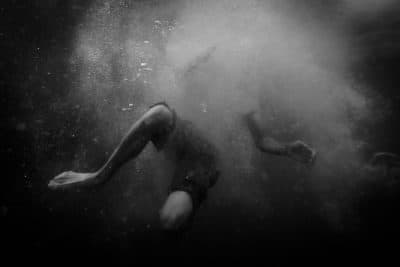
[{"left": 163, "top": 116, "right": 219, "bottom": 167}]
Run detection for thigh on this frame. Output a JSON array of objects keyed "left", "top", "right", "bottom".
[
  {"left": 170, "top": 159, "right": 219, "bottom": 210},
  {"left": 160, "top": 191, "right": 193, "bottom": 231}
]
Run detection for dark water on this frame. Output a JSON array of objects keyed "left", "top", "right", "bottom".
[{"left": 2, "top": 0, "right": 400, "bottom": 264}]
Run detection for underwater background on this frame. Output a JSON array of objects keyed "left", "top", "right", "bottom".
[{"left": 2, "top": 0, "right": 400, "bottom": 264}]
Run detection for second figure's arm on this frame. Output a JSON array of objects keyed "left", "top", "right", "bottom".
[{"left": 243, "top": 111, "right": 316, "bottom": 164}]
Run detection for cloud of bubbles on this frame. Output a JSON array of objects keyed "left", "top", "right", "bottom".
[{"left": 66, "top": 0, "right": 377, "bottom": 233}]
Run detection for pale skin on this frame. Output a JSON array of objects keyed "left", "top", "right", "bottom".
[
  {"left": 243, "top": 110, "right": 317, "bottom": 164},
  {"left": 242, "top": 108, "right": 398, "bottom": 176},
  {"left": 49, "top": 46, "right": 320, "bottom": 232},
  {"left": 49, "top": 104, "right": 316, "bottom": 232},
  {"left": 49, "top": 47, "right": 219, "bottom": 232},
  {"left": 49, "top": 105, "right": 193, "bottom": 231}
]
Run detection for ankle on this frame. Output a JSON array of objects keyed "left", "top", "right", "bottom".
[{"left": 93, "top": 168, "right": 110, "bottom": 185}]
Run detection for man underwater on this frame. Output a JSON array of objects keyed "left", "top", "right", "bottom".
[
  {"left": 49, "top": 47, "right": 222, "bottom": 232},
  {"left": 49, "top": 45, "right": 322, "bottom": 233},
  {"left": 49, "top": 102, "right": 220, "bottom": 232}
]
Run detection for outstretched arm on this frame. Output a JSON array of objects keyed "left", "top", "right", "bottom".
[
  {"left": 49, "top": 104, "right": 174, "bottom": 190},
  {"left": 244, "top": 111, "right": 287, "bottom": 155},
  {"left": 243, "top": 111, "right": 316, "bottom": 164}
]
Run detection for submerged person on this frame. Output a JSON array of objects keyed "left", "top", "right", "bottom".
[
  {"left": 48, "top": 102, "right": 220, "bottom": 232},
  {"left": 243, "top": 110, "right": 317, "bottom": 164}
]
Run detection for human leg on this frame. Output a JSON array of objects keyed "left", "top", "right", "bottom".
[{"left": 49, "top": 104, "right": 175, "bottom": 189}]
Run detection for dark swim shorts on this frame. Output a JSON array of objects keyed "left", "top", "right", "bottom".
[{"left": 149, "top": 102, "right": 220, "bottom": 210}]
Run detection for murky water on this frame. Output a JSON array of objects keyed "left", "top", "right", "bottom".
[{"left": 2, "top": 0, "right": 400, "bottom": 262}]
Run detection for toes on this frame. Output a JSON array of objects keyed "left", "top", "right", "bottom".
[
  {"left": 54, "top": 176, "right": 68, "bottom": 183},
  {"left": 54, "top": 173, "right": 64, "bottom": 179},
  {"left": 50, "top": 178, "right": 64, "bottom": 186},
  {"left": 54, "top": 172, "right": 68, "bottom": 179},
  {"left": 48, "top": 179, "right": 61, "bottom": 189}
]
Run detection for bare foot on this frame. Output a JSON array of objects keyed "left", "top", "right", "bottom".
[
  {"left": 287, "top": 140, "right": 317, "bottom": 165},
  {"left": 48, "top": 171, "right": 99, "bottom": 190}
]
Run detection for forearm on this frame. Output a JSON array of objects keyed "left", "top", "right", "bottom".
[
  {"left": 256, "top": 137, "right": 289, "bottom": 156},
  {"left": 244, "top": 112, "right": 315, "bottom": 163}
]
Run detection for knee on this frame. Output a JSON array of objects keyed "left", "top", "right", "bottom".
[
  {"left": 160, "top": 210, "right": 181, "bottom": 231},
  {"left": 160, "top": 191, "right": 193, "bottom": 231},
  {"left": 145, "top": 104, "right": 173, "bottom": 127}
]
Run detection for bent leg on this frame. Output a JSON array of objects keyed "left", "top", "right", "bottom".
[{"left": 49, "top": 104, "right": 174, "bottom": 189}]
